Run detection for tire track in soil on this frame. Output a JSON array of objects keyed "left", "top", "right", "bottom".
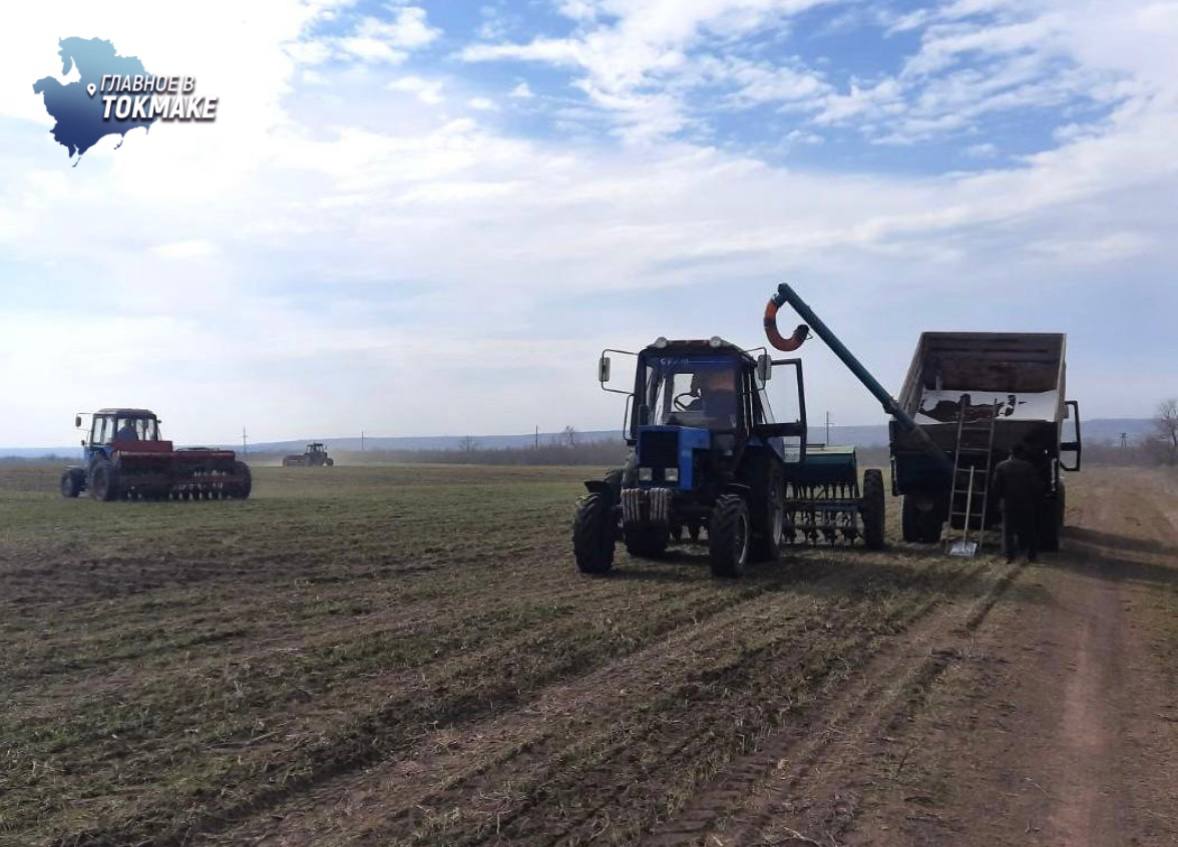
[
  {"left": 204, "top": 553, "right": 960, "bottom": 847},
  {"left": 69, "top": 558, "right": 794, "bottom": 847},
  {"left": 393, "top": 556, "right": 985, "bottom": 846},
  {"left": 203, "top": 564, "right": 833, "bottom": 845},
  {"left": 641, "top": 556, "right": 1021, "bottom": 847}
]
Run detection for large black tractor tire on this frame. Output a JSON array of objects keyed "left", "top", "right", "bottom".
[
  {"left": 709, "top": 494, "right": 750, "bottom": 578},
  {"left": 233, "top": 462, "right": 253, "bottom": 500},
  {"left": 749, "top": 463, "right": 785, "bottom": 563},
  {"left": 624, "top": 525, "right": 668, "bottom": 558},
  {"left": 573, "top": 492, "right": 616, "bottom": 574},
  {"left": 862, "top": 469, "right": 886, "bottom": 550},
  {"left": 901, "top": 493, "right": 943, "bottom": 543},
  {"left": 60, "top": 468, "right": 84, "bottom": 498},
  {"left": 326, "top": 458, "right": 335, "bottom": 467},
  {"left": 89, "top": 459, "right": 120, "bottom": 502}
]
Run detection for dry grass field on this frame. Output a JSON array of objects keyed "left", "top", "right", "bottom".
[{"left": 1, "top": 463, "right": 1175, "bottom": 846}]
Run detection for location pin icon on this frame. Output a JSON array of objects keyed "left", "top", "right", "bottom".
[{"left": 86, "top": 83, "right": 97, "bottom": 97}]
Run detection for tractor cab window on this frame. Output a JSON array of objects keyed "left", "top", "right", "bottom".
[
  {"left": 644, "top": 356, "right": 741, "bottom": 431},
  {"left": 112, "top": 417, "right": 159, "bottom": 442},
  {"left": 91, "top": 417, "right": 111, "bottom": 445}
]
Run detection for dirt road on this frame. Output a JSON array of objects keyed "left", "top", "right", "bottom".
[
  {"left": 1, "top": 465, "right": 1174, "bottom": 846},
  {"left": 651, "top": 467, "right": 1178, "bottom": 847}
]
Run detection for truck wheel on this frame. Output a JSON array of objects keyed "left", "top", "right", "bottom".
[
  {"left": 709, "top": 494, "right": 750, "bottom": 578},
  {"left": 60, "top": 469, "right": 83, "bottom": 498},
  {"left": 749, "top": 464, "right": 784, "bottom": 562},
  {"left": 624, "top": 525, "right": 668, "bottom": 558},
  {"left": 1038, "top": 497, "right": 1061, "bottom": 552},
  {"left": 902, "top": 494, "right": 943, "bottom": 543},
  {"left": 862, "top": 469, "right": 886, "bottom": 550},
  {"left": 573, "top": 492, "right": 616, "bottom": 574},
  {"left": 89, "top": 459, "right": 120, "bottom": 502}
]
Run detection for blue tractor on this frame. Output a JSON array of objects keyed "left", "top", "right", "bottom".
[
  {"left": 60, "top": 408, "right": 251, "bottom": 501},
  {"left": 573, "top": 307, "right": 887, "bottom": 578}
]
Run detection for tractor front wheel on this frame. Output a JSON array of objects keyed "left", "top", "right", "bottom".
[
  {"left": 862, "top": 469, "right": 886, "bottom": 550},
  {"left": 709, "top": 494, "right": 750, "bottom": 578},
  {"left": 573, "top": 492, "right": 616, "bottom": 574},
  {"left": 89, "top": 459, "right": 120, "bottom": 502},
  {"left": 60, "top": 469, "right": 83, "bottom": 498}
]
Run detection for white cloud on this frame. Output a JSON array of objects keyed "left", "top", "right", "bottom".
[
  {"left": 461, "top": 0, "right": 831, "bottom": 141},
  {"left": 151, "top": 239, "right": 219, "bottom": 259},
  {"left": 509, "top": 81, "right": 535, "bottom": 98},
  {"left": 296, "top": 5, "right": 440, "bottom": 65},
  {"left": 467, "top": 96, "right": 498, "bottom": 111},
  {"left": 1, "top": 0, "right": 1176, "bottom": 445},
  {"left": 388, "top": 74, "right": 445, "bottom": 104}
]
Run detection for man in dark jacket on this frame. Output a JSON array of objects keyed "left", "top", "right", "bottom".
[{"left": 992, "top": 444, "right": 1042, "bottom": 563}]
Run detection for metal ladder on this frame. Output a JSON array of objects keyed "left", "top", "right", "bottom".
[{"left": 945, "top": 396, "right": 999, "bottom": 556}]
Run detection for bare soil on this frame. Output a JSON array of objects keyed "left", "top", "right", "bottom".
[{"left": 1, "top": 464, "right": 1173, "bottom": 846}]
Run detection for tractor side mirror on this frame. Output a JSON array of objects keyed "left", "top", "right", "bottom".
[
  {"left": 74, "top": 415, "right": 82, "bottom": 428},
  {"left": 598, "top": 355, "right": 611, "bottom": 384},
  {"left": 756, "top": 354, "right": 772, "bottom": 384}
]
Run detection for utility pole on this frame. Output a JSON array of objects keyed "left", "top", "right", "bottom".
[
  {"left": 242, "top": 427, "right": 248, "bottom": 455},
  {"left": 825, "top": 411, "right": 831, "bottom": 445},
  {"left": 361, "top": 430, "right": 365, "bottom": 452},
  {"left": 535, "top": 425, "right": 539, "bottom": 449}
]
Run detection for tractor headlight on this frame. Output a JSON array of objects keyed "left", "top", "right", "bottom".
[
  {"left": 638, "top": 467, "right": 653, "bottom": 482},
  {"left": 664, "top": 467, "right": 679, "bottom": 483}
]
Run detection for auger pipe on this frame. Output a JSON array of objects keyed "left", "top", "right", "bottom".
[{"left": 767, "top": 283, "right": 953, "bottom": 473}]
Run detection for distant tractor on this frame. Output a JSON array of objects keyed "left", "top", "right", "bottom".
[
  {"left": 282, "top": 442, "right": 334, "bottom": 467},
  {"left": 574, "top": 293, "right": 888, "bottom": 579},
  {"left": 60, "top": 408, "right": 251, "bottom": 501}
]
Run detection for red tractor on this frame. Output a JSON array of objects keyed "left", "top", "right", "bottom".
[{"left": 60, "top": 408, "right": 251, "bottom": 501}]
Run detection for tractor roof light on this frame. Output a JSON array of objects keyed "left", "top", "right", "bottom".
[
  {"left": 709, "top": 336, "right": 723, "bottom": 348},
  {"left": 653, "top": 336, "right": 669, "bottom": 348}
]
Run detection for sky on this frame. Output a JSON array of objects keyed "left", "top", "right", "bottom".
[{"left": 1, "top": 0, "right": 1175, "bottom": 446}]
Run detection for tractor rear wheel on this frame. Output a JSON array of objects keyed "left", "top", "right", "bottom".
[
  {"left": 862, "top": 469, "right": 886, "bottom": 550},
  {"left": 573, "top": 492, "right": 616, "bottom": 574},
  {"left": 232, "top": 462, "right": 252, "bottom": 500},
  {"left": 709, "top": 494, "right": 750, "bottom": 578},
  {"left": 89, "top": 459, "right": 120, "bottom": 502},
  {"left": 624, "top": 525, "right": 668, "bottom": 558},
  {"left": 60, "top": 469, "right": 83, "bottom": 498},
  {"left": 749, "top": 463, "right": 784, "bottom": 562}
]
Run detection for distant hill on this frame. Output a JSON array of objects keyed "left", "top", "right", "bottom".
[{"left": 3, "top": 418, "right": 1155, "bottom": 459}]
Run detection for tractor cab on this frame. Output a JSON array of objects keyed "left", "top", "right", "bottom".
[
  {"left": 79, "top": 409, "right": 169, "bottom": 460},
  {"left": 610, "top": 337, "right": 808, "bottom": 491}
]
